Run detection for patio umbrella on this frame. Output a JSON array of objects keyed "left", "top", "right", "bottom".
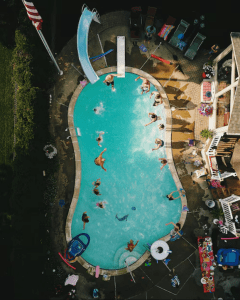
[{"left": 230, "top": 140, "right": 240, "bottom": 178}]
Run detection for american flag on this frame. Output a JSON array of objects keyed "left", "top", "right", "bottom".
[{"left": 23, "top": 1, "right": 43, "bottom": 30}]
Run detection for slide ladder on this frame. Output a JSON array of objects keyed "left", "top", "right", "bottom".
[
  {"left": 77, "top": 5, "right": 101, "bottom": 84},
  {"left": 117, "top": 36, "right": 125, "bottom": 78}
]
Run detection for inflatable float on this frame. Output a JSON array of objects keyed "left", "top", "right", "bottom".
[{"left": 64, "top": 233, "right": 90, "bottom": 262}]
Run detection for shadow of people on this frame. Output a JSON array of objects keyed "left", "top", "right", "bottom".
[
  {"left": 172, "top": 118, "right": 190, "bottom": 126},
  {"left": 171, "top": 141, "right": 189, "bottom": 150}
]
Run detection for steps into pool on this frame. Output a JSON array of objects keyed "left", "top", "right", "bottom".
[{"left": 114, "top": 246, "right": 142, "bottom": 268}]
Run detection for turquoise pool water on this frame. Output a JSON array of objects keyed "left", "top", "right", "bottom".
[{"left": 72, "top": 72, "right": 181, "bottom": 269}]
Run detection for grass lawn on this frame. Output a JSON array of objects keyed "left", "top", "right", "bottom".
[{"left": 0, "top": 42, "right": 14, "bottom": 165}]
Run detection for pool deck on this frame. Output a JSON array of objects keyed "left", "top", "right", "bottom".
[{"left": 49, "top": 10, "right": 240, "bottom": 300}]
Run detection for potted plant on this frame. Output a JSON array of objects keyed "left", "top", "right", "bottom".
[
  {"left": 210, "top": 207, "right": 224, "bottom": 219},
  {"left": 200, "top": 129, "right": 213, "bottom": 139},
  {"left": 198, "top": 103, "right": 213, "bottom": 117}
]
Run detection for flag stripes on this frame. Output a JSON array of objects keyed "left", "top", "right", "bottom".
[{"left": 23, "top": 1, "right": 43, "bottom": 30}]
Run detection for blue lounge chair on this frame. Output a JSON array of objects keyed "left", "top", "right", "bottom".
[
  {"left": 168, "top": 19, "right": 190, "bottom": 48},
  {"left": 184, "top": 32, "right": 206, "bottom": 60}
]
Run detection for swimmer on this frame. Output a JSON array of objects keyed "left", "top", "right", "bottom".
[
  {"left": 145, "top": 112, "right": 161, "bottom": 126},
  {"left": 93, "top": 187, "right": 101, "bottom": 196},
  {"left": 152, "top": 138, "right": 164, "bottom": 151},
  {"left": 135, "top": 76, "right": 150, "bottom": 94},
  {"left": 94, "top": 148, "right": 107, "bottom": 171},
  {"left": 96, "top": 132, "right": 104, "bottom": 147},
  {"left": 92, "top": 178, "right": 101, "bottom": 187},
  {"left": 150, "top": 91, "right": 163, "bottom": 106},
  {"left": 96, "top": 201, "right": 106, "bottom": 209},
  {"left": 166, "top": 189, "right": 185, "bottom": 201},
  {"left": 125, "top": 239, "right": 139, "bottom": 252},
  {"left": 158, "top": 124, "right": 165, "bottom": 131},
  {"left": 159, "top": 157, "right": 168, "bottom": 170},
  {"left": 82, "top": 211, "right": 90, "bottom": 230},
  {"left": 94, "top": 102, "right": 105, "bottom": 115},
  {"left": 103, "top": 73, "right": 122, "bottom": 91}
]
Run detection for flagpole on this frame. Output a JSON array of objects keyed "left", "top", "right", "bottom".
[
  {"left": 21, "top": 0, "right": 63, "bottom": 75},
  {"left": 36, "top": 29, "right": 63, "bottom": 75}
]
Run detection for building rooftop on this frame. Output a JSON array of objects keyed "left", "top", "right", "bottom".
[{"left": 227, "top": 32, "right": 240, "bottom": 134}]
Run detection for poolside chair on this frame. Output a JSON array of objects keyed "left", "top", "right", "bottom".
[
  {"left": 168, "top": 19, "right": 190, "bottom": 48},
  {"left": 144, "top": 6, "right": 157, "bottom": 29},
  {"left": 184, "top": 32, "right": 206, "bottom": 60}
]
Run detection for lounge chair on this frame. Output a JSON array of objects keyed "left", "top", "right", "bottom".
[
  {"left": 130, "top": 8, "right": 142, "bottom": 43},
  {"left": 184, "top": 32, "right": 206, "bottom": 60},
  {"left": 168, "top": 19, "right": 190, "bottom": 48},
  {"left": 144, "top": 6, "right": 157, "bottom": 29}
]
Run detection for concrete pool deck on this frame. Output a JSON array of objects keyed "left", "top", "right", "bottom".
[{"left": 48, "top": 10, "right": 240, "bottom": 300}]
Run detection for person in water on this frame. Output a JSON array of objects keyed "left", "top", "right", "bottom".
[
  {"left": 125, "top": 239, "right": 139, "bottom": 252},
  {"left": 82, "top": 211, "right": 90, "bottom": 230},
  {"left": 96, "top": 132, "right": 104, "bottom": 147},
  {"left": 159, "top": 158, "right": 168, "bottom": 170},
  {"left": 145, "top": 113, "right": 162, "bottom": 126},
  {"left": 96, "top": 201, "right": 106, "bottom": 209},
  {"left": 150, "top": 91, "right": 163, "bottom": 106},
  {"left": 135, "top": 76, "right": 150, "bottom": 94},
  {"left": 103, "top": 73, "right": 122, "bottom": 91},
  {"left": 152, "top": 138, "right": 164, "bottom": 151},
  {"left": 158, "top": 124, "right": 165, "bottom": 131},
  {"left": 93, "top": 102, "right": 105, "bottom": 115},
  {"left": 94, "top": 148, "right": 107, "bottom": 171},
  {"left": 93, "top": 187, "right": 101, "bottom": 196},
  {"left": 166, "top": 189, "right": 185, "bottom": 200},
  {"left": 92, "top": 178, "right": 101, "bottom": 187}
]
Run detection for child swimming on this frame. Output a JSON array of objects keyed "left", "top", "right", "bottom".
[{"left": 94, "top": 102, "right": 105, "bottom": 115}]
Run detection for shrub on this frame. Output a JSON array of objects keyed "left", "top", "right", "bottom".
[{"left": 200, "top": 129, "right": 213, "bottom": 139}]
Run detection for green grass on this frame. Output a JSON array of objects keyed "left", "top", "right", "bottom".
[{"left": 0, "top": 42, "right": 14, "bottom": 165}]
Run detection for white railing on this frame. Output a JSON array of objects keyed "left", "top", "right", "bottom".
[
  {"left": 206, "top": 133, "right": 223, "bottom": 180},
  {"left": 220, "top": 195, "right": 240, "bottom": 236},
  {"left": 206, "top": 133, "right": 237, "bottom": 181}
]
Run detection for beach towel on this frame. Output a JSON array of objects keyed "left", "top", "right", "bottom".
[
  {"left": 64, "top": 275, "right": 79, "bottom": 286},
  {"left": 158, "top": 24, "right": 175, "bottom": 41}
]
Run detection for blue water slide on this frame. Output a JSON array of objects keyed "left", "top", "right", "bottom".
[{"left": 77, "top": 7, "right": 100, "bottom": 84}]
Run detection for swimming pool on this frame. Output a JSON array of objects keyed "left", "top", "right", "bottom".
[{"left": 70, "top": 71, "right": 182, "bottom": 270}]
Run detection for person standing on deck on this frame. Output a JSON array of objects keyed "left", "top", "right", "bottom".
[
  {"left": 144, "top": 25, "right": 156, "bottom": 44},
  {"left": 103, "top": 74, "right": 122, "bottom": 91}
]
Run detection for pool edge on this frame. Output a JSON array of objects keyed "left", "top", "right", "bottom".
[{"left": 66, "top": 66, "right": 187, "bottom": 277}]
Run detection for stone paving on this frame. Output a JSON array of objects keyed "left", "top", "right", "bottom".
[{"left": 48, "top": 10, "right": 240, "bottom": 300}]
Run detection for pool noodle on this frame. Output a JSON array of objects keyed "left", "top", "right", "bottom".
[
  {"left": 151, "top": 54, "right": 173, "bottom": 65},
  {"left": 221, "top": 237, "right": 239, "bottom": 240},
  {"left": 90, "top": 49, "right": 113, "bottom": 61},
  {"left": 92, "top": 50, "right": 113, "bottom": 62},
  {"left": 58, "top": 252, "right": 76, "bottom": 270},
  {"left": 95, "top": 265, "right": 100, "bottom": 278}
]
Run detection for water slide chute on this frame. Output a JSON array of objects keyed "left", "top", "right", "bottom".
[{"left": 77, "top": 5, "right": 101, "bottom": 84}]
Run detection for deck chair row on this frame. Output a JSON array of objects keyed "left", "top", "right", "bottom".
[{"left": 168, "top": 19, "right": 206, "bottom": 60}]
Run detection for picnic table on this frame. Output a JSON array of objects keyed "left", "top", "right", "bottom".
[{"left": 198, "top": 236, "right": 216, "bottom": 293}]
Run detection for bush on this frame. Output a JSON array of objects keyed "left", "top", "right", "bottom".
[{"left": 200, "top": 129, "right": 213, "bottom": 139}]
